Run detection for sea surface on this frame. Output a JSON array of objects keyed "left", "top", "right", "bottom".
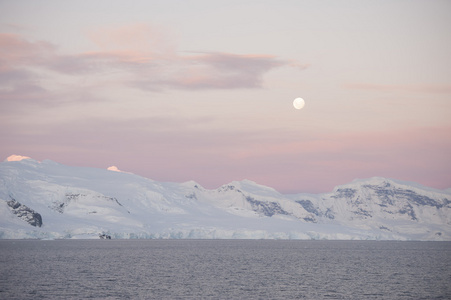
[{"left": 0, "top": 240, "right": 450, "bottom": 299}]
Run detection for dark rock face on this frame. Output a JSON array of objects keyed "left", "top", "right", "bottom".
[
  {"left": 296, "top": 200, "right": 319, "bottom": 215},
  {"left": 324, "top": 208, "right": 335, "bottom": 220},
  {"left": 332, "top": 188, "right": 357, "bottom": 199},
  {"left": 219, "top": 185, "right": 239, "bottom": 192},
  {"left": 364, "top": 184, "right": 447, "bottom": 209},
  {"left": 245, "top": 196, "right": 289, "bottom": 217},
  {"left": 398, "top": 203, "right": 417, "bottom": 221},
  {"left": 99, "top": 233, "right": 111, "bottom": 239},
  {"left": 325, "top": 180, "right": 450, "bottom": 222},
  {"left": 6, "top": 198, "right": 43, "bottom": 227},
  {"left": 296, "top": 200, "right": 335, "bottom": 220}
]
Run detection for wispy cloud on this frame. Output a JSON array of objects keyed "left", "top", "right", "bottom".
[
  {"left": 344, "top": 83, "right": 451, "bottom": 94},
  {"left": 0, "top": 24, "right": 305, "bottom": 106},
  {"left": 129, "top": 52, "right": 290, "bottom": 90},
  {"left": 0, "top": 33, "right": 55, "bottom": 70},
  {"left": 0, "top": 33, "right": 57, "bottom": 108}
]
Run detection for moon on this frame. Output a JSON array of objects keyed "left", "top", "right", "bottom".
[{"left": 293, "top": 97, "right": 305, "bottom": 110}]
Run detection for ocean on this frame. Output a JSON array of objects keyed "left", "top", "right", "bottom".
[{"left": 0, "top": 240, "right": 450, "bottom": 299}]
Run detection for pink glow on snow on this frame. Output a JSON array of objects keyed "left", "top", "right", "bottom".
[
  {"left": 107, "top": 166, "right": 121, "bottom": 172},
  {"left": 5, "top": 155, "right": 32, "bottom": 162}
]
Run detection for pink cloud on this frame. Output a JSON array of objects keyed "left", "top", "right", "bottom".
[
  {"left": 0, "top": 32, "right": 113, "bottom": 75},
  {"left": 88, "top": 23, "right": 176, "bottom": 58},
  {"left": 130, "top": 52, "right": 290, "bottom": 90},
  {"left": 0, "top": 33, "right": 60, "bottom": 107},
  {"left": 0, "top": 33, "right": 55, "bottom": 70},
  {"left": 0, "top": 25, "right": 304, "bottom": 103}
]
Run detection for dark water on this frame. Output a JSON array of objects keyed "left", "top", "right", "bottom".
[{"left": 0, "top": 240, "right": 450, "bottom": 299}]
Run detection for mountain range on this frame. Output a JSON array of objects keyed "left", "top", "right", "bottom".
[{"left": 1, "top": 157, "right": 450, "bottom": 240}]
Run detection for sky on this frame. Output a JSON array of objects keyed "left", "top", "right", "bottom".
[{"left": 1, "top": 0, "right": 450, "bottom": 193}]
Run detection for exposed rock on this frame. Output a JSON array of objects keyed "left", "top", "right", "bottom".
[
  {"left": 99, "top": 233, "right": 111, "bottom": 239},
  {"left": 6, "top": 197, "right": 42, "bottom": 227},
  {"left": 245, "top": 196, "right": 289, "bottom": 217}
]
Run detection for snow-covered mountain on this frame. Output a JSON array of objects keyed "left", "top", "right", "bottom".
[{"left": 1, "top": 157, "right": 450, "bottom": 240}]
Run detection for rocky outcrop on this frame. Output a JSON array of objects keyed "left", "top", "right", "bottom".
[{"left": 6, "top": 198, "right": 42, "bottom": 227}]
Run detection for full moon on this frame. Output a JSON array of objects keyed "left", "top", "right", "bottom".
[{"left": 293, "top": 97, "right": 305, "bottom": 110}]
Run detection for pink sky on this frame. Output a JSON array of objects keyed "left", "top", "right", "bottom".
[{"left": 1, "top": 1, "right": 450, "bottom": 193}]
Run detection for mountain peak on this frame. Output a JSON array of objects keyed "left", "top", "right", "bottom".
[
  {"left": 181, "top": 180, "right": 203, "bottom": 189},
  {"left": 4, "top": 154, "right": 34, "bottom": 162},
  {"left": 332, "top": 177, "right": 442, "bottom": 193}
]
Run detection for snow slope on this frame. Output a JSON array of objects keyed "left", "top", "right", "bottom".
[{"left": 1, "top": 158, "right": 450, "bottom": 240}]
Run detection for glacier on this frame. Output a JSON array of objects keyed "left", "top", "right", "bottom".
[{"left": 0, "top": 157, "right": 450, "bottom": 240}]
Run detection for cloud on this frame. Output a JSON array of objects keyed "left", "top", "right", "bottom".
[
  {"left": 88, "top": 23, "right": 176, "bottom": 58},
  {"left": 84, "top": 23, "right": 295, "bottom": 90},
  {"left": 0, "top": 33, "right": 59, "bottom": 108},
  {"left": 344, "top": 83, "right": 451, "bottom": 94},
  {"left": 1, "top": 82, "right": 50, "bottom": 102},
  {"left": 0, "top": 33, "right": 55, "bottom": 70},
  {"left": 0, "top": 24, "right": 305, "bottom": 104},
  {"left": 129, "top": 52, "right": 290, "bottom": 90},
  {"left": 0, "top": 32, "right": 104, "bottom": 75}
]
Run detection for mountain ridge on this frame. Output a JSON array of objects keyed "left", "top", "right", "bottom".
[{"left": 1, "top": 158, "right": 450, "bottom": 240}]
